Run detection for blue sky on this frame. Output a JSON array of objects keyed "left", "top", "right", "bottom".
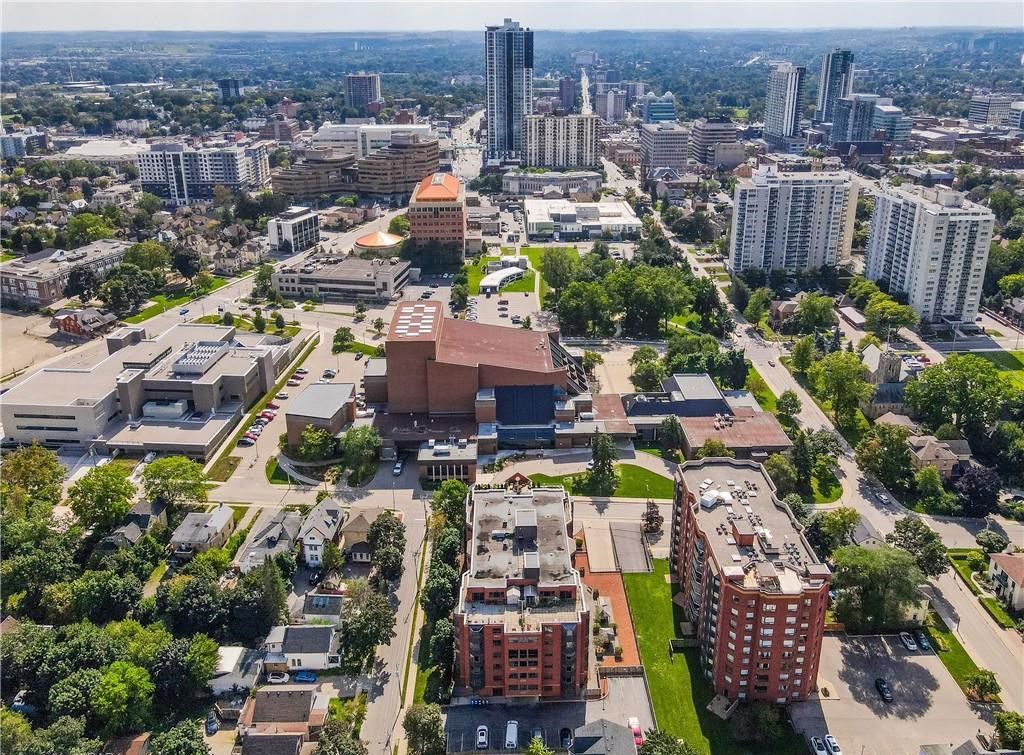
[{"left": 2, "top": 0, "right": 1021, "bottom": 32}]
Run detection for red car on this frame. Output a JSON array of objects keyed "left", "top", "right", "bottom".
[
  {"left": 266, "top": 402, "right": 280, "bottom": 410},
  {"left": 627, "top": 717, "right": 642, "bottom": 746}
]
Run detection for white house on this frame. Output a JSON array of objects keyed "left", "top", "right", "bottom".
[
  {"left": 989, "top": 553, "right": 1024, "bottom": 612},
  {"left": 263, "top": 625, "right": 339, "bottom": 670},
  {"left": 209, "top": 646, "right": 264, "bottom": 695},
  {"left": 299, "top": 498, "right": 343, "bottom": 568}
]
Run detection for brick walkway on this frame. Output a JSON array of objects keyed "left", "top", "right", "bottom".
[{"left": 575, "top": 542, "right": 642, "bottom": 667}]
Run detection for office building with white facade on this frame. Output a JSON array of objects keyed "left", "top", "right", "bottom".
[
  {"left": 524, "top": 199, "right": 642, "bottom": 240},
  {"left": 968, "top": 94, "right": 1015, "bottom": 125},
  {"left": 267, "top": 206, "right": 321, "bottom": 253},
  {"left": 523, "top": 113, "right": 599, "bottom": 168},
  {"left": 865, "top": 185, "right": 994, "bottom": 325},
  {"left": 872, "top": 104, "right": 914, "bottom": 144},
  {"left": 640, "top": 122, "right": 690, "bottom": 173},
  {"left": 485, "top": 18, "right": 534, "bottom": 161},
  {"left": 814, "top": 50, "right": 854, "bottom": 123},
  {"left": 137, "top": 142, "right": 270, "bottom": 205},
  {"left": 310, "top": 123, "right": 433, "bottom": 159},
  {"left": 728, "top": 167, "right": 857, "bottom": 273},
  {"left": 764, "top": 62, "right": 806, "bottom": 151}
]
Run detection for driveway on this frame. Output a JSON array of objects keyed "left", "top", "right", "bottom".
[{"left": 791, "top": 634, "right": 996, "bottom": 755}]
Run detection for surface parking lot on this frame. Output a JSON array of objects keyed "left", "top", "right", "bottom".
[
  {"left": 790, "top": 635, "right": 995, "bottom": 755},
  {"left": 445, "top": 677, "right": 654, "bottom": 753}
]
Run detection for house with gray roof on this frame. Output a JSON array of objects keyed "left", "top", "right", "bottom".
[
  {"left": 571, "top": 719, "right": 637, "bottom": 755},
  {"left": 170, "top": 503, "right": 235, "bottom": 561},
  {"left": 100, "top": 499, "right": 167, "bottom": 551},
  {"left": 301, "top": 593, "right": 344, "bottom": 626},
  {"left": 263, "top": 625, "right": 339, "bottom": 670},
  {"left": 236, "top": 510, "right": 302, "bottom": 574},
  {"left": 299, "top": 498, "right": 343, "bottom": 568}
]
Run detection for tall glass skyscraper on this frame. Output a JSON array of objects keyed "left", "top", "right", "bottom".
[
  {"left": 815, "top": 49, "right": 854, "bottom": 123},
  {"left": 485, "top": 18, "right": 534, "bottom": 160}
]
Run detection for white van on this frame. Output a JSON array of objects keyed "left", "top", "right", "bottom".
[{"left": 504, "top": 720, "right": 519, "bottom": 750}]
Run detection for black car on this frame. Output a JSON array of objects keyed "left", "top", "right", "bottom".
[
  {"left": 308, "top": 569, "right": 323, "bottom": 586},
  {"left": 875, "top": 677, "right": 894, "bottom": 702}
]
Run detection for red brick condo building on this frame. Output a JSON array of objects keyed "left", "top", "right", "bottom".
[
  {"left": 671, "top": 458, "right": 830, "bottom": 703},
  {"left": 407, "top": 172, "right": 467, "bottom": 254},
  {"left": 453, "top": 484, "right": 591, "bottom": 699}
]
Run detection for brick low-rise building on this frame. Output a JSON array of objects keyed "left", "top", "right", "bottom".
[
  {"left": 671, "top": 458, "right": 830, "bottom": 703},
  {"left": 1, "top": 240, "right": 130, "bottom": 307},
  {"left": 454, "top": 484, "right": 591, "bottom": 699}
]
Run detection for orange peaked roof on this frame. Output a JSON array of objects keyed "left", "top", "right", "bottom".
[{"left": 413, "top": 172, "right": 462, "bottom": 201}]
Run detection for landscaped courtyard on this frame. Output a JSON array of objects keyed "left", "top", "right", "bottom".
[{"left": 529, "top": 463, "right": 675, "bottom": 499}]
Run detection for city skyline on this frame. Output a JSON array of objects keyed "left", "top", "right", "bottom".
[{"left": 2, "top": 0, "right": 1022, "bottom": 32}]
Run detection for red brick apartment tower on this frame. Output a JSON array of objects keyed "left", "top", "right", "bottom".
[
  {"left": 453, "top": 485, "right": 590, "bottom": 699},
  {"left": 671, "top": 458, "right": 830, "bottom": 703}
]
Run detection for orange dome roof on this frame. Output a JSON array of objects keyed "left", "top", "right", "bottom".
[{"left": 354, "top": 231, "right": 403, "bottom": 248}]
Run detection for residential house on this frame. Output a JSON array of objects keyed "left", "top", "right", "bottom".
[
  {"left": 205, "top": 239, "right": 268, "bottom": 276},
  {"left": 769, "top": 292, "right": 808, "bottom": 329},
  {"left": 299, "top": 498, "right": 343, "bottom": 568},
  {"left": 236, "top": 510, "right": 302, "bottom": 574},
  {"left": 302, "top": 593, "right": 345, "bottom": 626},
  {"left": 1002, "top": 297, "right": 1024, "bottom": 328},
  {"left": 91, "top": 183, "right": 139, "bottom": 210},
  {"left": 50, "top": 307, "right": 118, "bottom": 339},
  {"left": 237, "top": 684, "right": 329, "bottom": 741},
  {"left": 100, "top": 499, "right": 167, "bottom": 552},
  {"left": 908, "top": 435, "right": 973, "bottom": 481},
  {"left": 239, "top": 733, "right": 303, "bottom": 755},
  {"left": 570, "top": 719, "right": 638, "bottom": 755},
  {"left": 170, "top": 503, "right": 235, "bottom": 562},
  {"left": 338, "top": 507, "right": 392, "bottom": 563},
  {"left": 989, "top": 553, "right": 1024, "bottom": 611},
  {"left": 210, "top": 646, "right": 265, "bottom": 695},
  {"left": 100, "top": 733, "right": 152, "bottom": 755},
  {"left": 851, "top": 517, "right": 885, "bottom": 548},
  {"left": 263, "top": 625, "right": 340, "bottom": 670}
]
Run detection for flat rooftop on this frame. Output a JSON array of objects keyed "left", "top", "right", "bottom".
[
  {"left": 436, "top": 319, "right": 556, "bottom": 372},
  {"left": 387, "top": 300, "right": 444, "bottom": 342},
  {"left": 287, "top": 382, "right": 355, "bottom": 420},
  {"left": 468, "top": 486, "right": 575, "bottom": 588},
  {"left": 679, "top": 459, "right": 828, "bottom": 593},
  {"left": 1, "top": 239, "right": 130, "bottom": 280},
  {"left": 680, "top": 409, "right": 792, "bottom": 451}
]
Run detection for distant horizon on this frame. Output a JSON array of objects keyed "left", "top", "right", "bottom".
[{"left": 2, "top": 1, "right": 1021, "bottom": 33}]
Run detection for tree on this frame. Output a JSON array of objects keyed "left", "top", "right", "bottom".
[
  {"left": 253, "top": 310, "right": 266, "bottom": 332},
  {"left": 372, "top": 544, "right": 404, "bottom": 583},
  {"left": 104, "top": 620, "right": 173, "bottom": 667},
  {"left": 658, "top": 416, "right": 685, "bottom": 455},
  {"left": 388, "top": 214, "right": 410, "bottom": 237},
  {"left": 587, "top": 432, "right": 619, "bottom": 496},
  {"left": 995, "top": 711, "right": 1024, "bottom": 750},
  {"left": 696, "top": 439, "right": 735, "bottom": 459},
  {"left": 954, "top": 466, "right": 1002, "bottom": 518},
  {"left": 905, "top": 354, "right": 1007, "bottom": 439},
  {"left": 557, "top": 280, "right": 615, "bottom": 337},
  {"left": 314, "top": 721, "right": 369, "bottom": 755},
  {"left": 751, "top": 701, "right": 784, "bottom": 742},
  {"left": 270, "top": 312, "right": 284, "bottom": 330},
  {"left": 344, "top": 590, "right": 396, "bottom": 661},
  {"left": 404, "top": 704, "right": 446, "bottom": 755},
  {"left": 809, "top": 351, "right": 874, "bottom": 428},
  {"left": 642, "top": 499, "right": 664, "bottom": 533},
  {"left": 341, "top": 425, "right": 382, "bottom": 476},
  {"left": 221, "top": 310, "right": 234, "bottom": 326},
  {"left": 172, "top": 247, "right": 203, "bottom": 284},
  {"left": 639, "top": 731, "right": 699, "bottom": 755},
  {"left": 322, "top": 542, "right": 344, "bottom": 574},
  {"left": 368, "top": 510, "right": 406, "bottom": 555},
  {"left": 631, "top": 359, "right": 667, "bottom": 391},
  {"left": 820, "top": 507, "right": 861, "bottom": 548},
  {"left": 976, "top": 530, "right": 1009, "bottom": 554},
  {"left": 372, "top": 317, "right": 386, "bottom": 336},
  {"left": 965, "top": 670, "right": 1001, "bottom": 701},
  {"left": 885, "top": 516, "right": 948, "bottom": 577},
  {"left": 431, "top": 479, "right": 468, "bottom": 526},
  {"left": 742, "top": 287, "right": 774, "bottom": 324},
  {"left": 49, "top": 668, "right": 102, "bottom": 722},
  {"left": 123, "top": 241, "right": 170, "bottom": 272},
  {"left": 298, "top": 425, "right": 337, "bottom": 461},
  {"left": 790, "top": 431, "right": 815, "bottom": 490},
  {"left": 2, "top": 442, "right": 66, "bottom": 510},
  {"left": 332, "top": 325, "right": 354, "bottom": 352},
  {"left": 914, "top": 466, "right": 954, "bottom": 514},
  {"left": 68, "top": 462, "right": 136, "bottom": 531},
  {"left": 783, "top": 493, "right": 808, "bottom": 522},
  {"left": 864, "top": 296, "right": 919, "bottom": 335},
  {"left": 420, "top": 576, "right": 457, "bottom": 623},
  {"left": 790, "top": 336, "right": 815, "bottom": 372},
  {"left": 66, "top": 213, "right": 115, "bottom": 246},
  {"left": 831, "top": 545, "right": 924, "bottom": 632},
  {"left": 151, "top": 634, "right": 218, "bottom": 706},
  {"left": 776, "top": 390, "right": 802, "bottom": 421},
  {"left": 539, "top": 246, "right": 582, "bottom": 291},
  {"left": 142, "top": 456, "right": 208, "bottom": 508},
  {"left": 429, "top": 617, "right": 455, "bottom": 670},
  {"left": 65, "top": 266, "right": 100, "bottom": 300},
  {"left": 763, "top": 453, "right": 798, "bottom": 497},
  {"left": 526, "top": 737, "right": 555, "bottom": 755},
  {"left": 92, "top": 661, "right": 154, "bottom": 733},
  {"left": 1, "top": 710, "right": 32, "bottom": 755},
  {"left": 796, "top": 293, "right": 838, "bottom": 331},
  {"left": 854, "top": 424, "right": 914, "bottom": 495},
  {"left": 857, "top": 333, "right": 882, "bottom": 352},
  {"left": 581, "top": 350, "right": 604, "bottom": 376},
  {"left": 149, "top": 721, "right": 211, "bottom": 755}
]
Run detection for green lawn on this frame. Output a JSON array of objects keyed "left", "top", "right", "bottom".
[
  {"left": 465, "top": 255, "right": 500, "bottom": 295},
  {"left": 0, "top": 253, "right": 16, "bottom": 262},
  {"left": 345, "top": 341, "right": 380, "bottom": 356},
  {"left": 638, "top": 447, "right": 681, "bottom": 462},
  {"left": 745, "top": 365, "right": 777, "bottom": 413},
  {"left": 623, "top": 561, "right": 805, "bottom": 754},
  {"left": 530, "top": 463, "right": 674, "bottom": 499},
  {"left": 519, "top": 245, "right": 563, "bottom": 301},
  {"left": 195, "top": 312, "right": 301, "bottom": 339},
  {"left": 670, "top": 312, "right": 700, "bottom": 330},
  {"left": 947, "top": 551, "right": 1018, "bottom": 629},
  {"left": 144, "top": 562, "right": 168, "bottom": 592},
  {"left": 124, "top": 277, "right": 230, "bottom": 324},
  {"left": 960, "top": 350, "right": 1024, "bottom": 389},
  {"left": 500, "top": 268, "right": 536, "bottom": 294},
  {"left": 207, "top": 455, "right": 241, "bottom": 482},
  {"left": 925, "top": 611, "right": 1001, "bottom": 702},
  {"left": 265, "top": 457, "right": 291, "bottom": 485},
  {"left": 809, "top": 472, "right": 842, "bottom": 504}
]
